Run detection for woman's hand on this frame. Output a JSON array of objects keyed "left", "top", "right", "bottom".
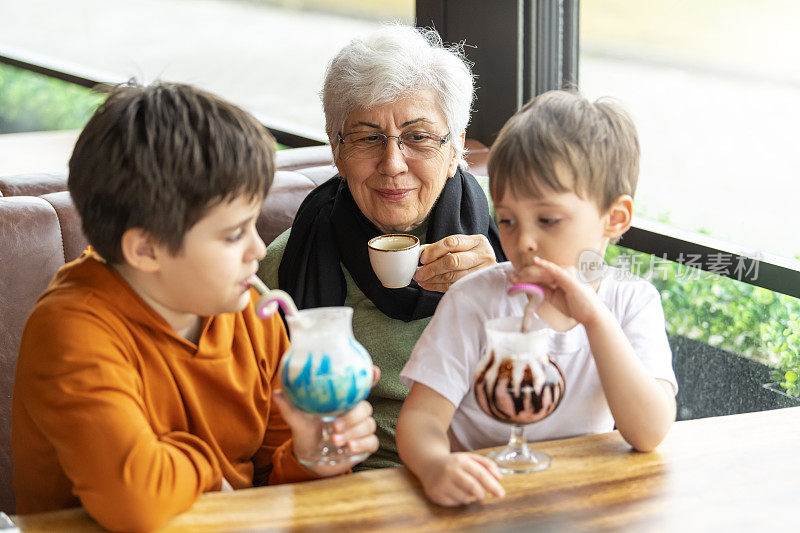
[
  {"left": 272, "top": 366, "right": 381, "bottom": 477},
  {"left": 413, "top": 234, "right": 496, "bottom": 293},
  {"left": 420, "top": 452, "right": 505, "bottom": 506}
]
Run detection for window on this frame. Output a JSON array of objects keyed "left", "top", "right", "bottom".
[
  {"left": 1, "top": 0, "right": 413, "bottom": 172},
  {"left": 577, "top": 0, "right": 800, "bottom": 411},
  {"left": 580, "top": 0, "right": 800, "bottom": 260},
  {"left": 0, "top": 0, "right": 414, "bottom": 139}
]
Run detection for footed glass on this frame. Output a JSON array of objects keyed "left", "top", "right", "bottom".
[
  {"left": 474, "top": 316, "right": 565, "bottom": 473},
  {"left": 280, "top": 306, "right": 373, "bottom": 466}
]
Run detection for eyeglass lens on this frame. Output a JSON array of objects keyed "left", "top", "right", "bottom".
[{"left": 341, "top": 131, "right": 448, "bottom": 160}]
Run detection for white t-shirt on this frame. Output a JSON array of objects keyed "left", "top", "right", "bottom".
[{"left": 399, "top": 262, "right": 678, "bottom": 452}]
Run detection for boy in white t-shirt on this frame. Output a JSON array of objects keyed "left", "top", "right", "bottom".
[{"left": 396, "top": 90, "right": 678, "bottom": 507}]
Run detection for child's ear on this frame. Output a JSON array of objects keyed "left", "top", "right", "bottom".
[
  {"left": 604, "top": 194, "right": 633, "bottom": 240},
  {"left": 120, "top": 228, "right": 161, "bottom": 272},
  {"left": 447, "top": 131, "right": 466, "bottom": 178}
]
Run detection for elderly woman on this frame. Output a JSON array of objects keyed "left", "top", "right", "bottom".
[{"left": 258, "top": 25, "right": 505, "bottom": 469}]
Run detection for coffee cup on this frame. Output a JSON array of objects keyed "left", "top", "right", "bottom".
[{"left": 368, "top": 234, "right": 429, "bottom": 288}]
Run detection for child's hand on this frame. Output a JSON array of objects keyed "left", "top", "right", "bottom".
[
  {"left": 421, "top": 453, "right": 505, "bottom": 506},
  {"left": 273, "top": 366, "right": 381, "bottom": 477},
  {"left": 510, "top": 256, "right": 606, "bottom": 327}
]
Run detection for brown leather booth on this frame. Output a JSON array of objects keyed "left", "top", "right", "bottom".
[{"left": 0, "top": 141, "right": 488, "bottom": 513}]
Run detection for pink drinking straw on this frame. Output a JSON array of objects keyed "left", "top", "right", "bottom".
[
  {"left": 248, "top": 275, "right": 299, "bottom": 319},
  {"left": 507, "top": 283, "right": 546, "bottom": 333}
]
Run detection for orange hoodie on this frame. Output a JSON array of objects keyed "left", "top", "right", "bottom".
[{"left": 12, "top": 250, "right": 317, "bottom": 531}]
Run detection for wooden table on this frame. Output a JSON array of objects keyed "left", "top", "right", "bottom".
[{"left": 12, "top": 407, "right": 800, "bottom": 532}]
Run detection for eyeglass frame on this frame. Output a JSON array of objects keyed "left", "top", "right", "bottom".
[{"left": 336, "top": 130, "right": 451, "bottom": 159}]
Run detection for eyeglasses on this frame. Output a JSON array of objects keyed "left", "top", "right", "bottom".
[{"left": 337, "top": 130, "right": 450, "bottom": 160}]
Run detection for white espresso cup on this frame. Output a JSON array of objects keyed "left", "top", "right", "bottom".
[{"left": 368, "top": 234, "right": 429, "bottom": 289}]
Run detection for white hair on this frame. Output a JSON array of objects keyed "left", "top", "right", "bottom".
[{"left": 322, "top": 24, "right": 474, "bottom": 168}]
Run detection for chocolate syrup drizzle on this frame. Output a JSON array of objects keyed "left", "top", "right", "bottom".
[{"left": 475, "top": 350, "right": 566, "bottom": 422}]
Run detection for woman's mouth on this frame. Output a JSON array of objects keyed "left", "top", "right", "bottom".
[{"left": 376, "top": 188, "right": 413, "bottom": 202}]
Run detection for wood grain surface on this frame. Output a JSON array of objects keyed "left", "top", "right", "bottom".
[{"left": 12, "top": 406, "right": 800, "bottom": 532}]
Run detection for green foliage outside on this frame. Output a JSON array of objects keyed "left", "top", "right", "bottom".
[
  {"left": 606, "top": 246, "right": 800, "bottom": 397},
  {"left": 0, "top": 63, "right": 289, "bottom": 153},
  {"left": 0, "top": 63, "right": 105, "bottom": 134},
  {"left": 764, "top": 317, "right": 800, "bottom": 397}
]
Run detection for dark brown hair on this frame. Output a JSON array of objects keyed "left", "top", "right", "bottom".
[
  {"left": 68, "top": 82, "right": 275, "bottom": 264},
  {"left": 488, "top": 89, "right": 639, "bottom": 211}
]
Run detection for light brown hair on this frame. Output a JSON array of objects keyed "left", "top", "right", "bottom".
[
  {"left": 488, "top": 89, "right": 639, "bottom": 211},
  {"left": 68, "top": 82, "right": 275, "bottom": 264}
]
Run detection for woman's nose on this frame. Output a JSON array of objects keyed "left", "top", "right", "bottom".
[{"left": 377, "top": 137, "right": 408, "bottom": 176}]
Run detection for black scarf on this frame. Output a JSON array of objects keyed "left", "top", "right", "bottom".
[{"left": 278, "top": 168, "right": 506, "bottom": 322}]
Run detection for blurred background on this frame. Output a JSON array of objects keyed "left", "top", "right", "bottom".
[{"left": 2, "top": 0, "right": 798, "bottom": 258}]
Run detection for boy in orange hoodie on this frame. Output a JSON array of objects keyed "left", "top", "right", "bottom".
[{"left": 12, "top": 82, "right": 377, "bottom": 531}]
